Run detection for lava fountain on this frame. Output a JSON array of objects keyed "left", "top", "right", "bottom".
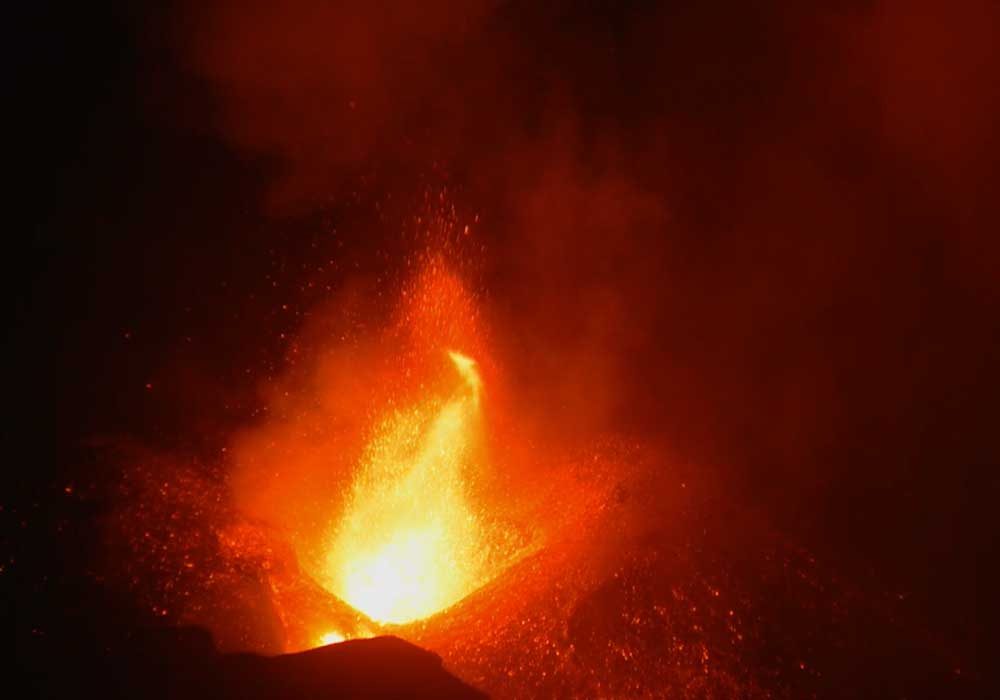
[
  {"left": 322, "top": 350, "right": 492, "bottom": 624},
  {"left": 109, "top": 246, "right": 633, "bottom": 696}
]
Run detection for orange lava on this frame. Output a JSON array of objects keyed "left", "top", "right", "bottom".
[{"left": 322, "top": 350, "right": 513, "bottom": 624}]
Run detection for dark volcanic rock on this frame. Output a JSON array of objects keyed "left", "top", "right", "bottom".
[
  {"left": 13, "top": 619, "right": 485, "bottom": 700},
  {"left": 219, "top": 637, "right": 488, "bottom": 700}
]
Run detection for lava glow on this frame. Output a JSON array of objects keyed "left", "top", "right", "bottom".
[
  {"left": 322, "top": 350, "right": 497, "bottom": 624},
  {"left": 318, "top": 631, "right": 345, "bottom": 646},
  {"left": 111, "top": 253, "right": 637, "bottom": 698}
]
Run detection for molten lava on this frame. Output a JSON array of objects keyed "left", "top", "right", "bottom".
[
  {"left": 322, "top": 350, "right": 495, "bottom": 624},
  {"left": 318, "top": 631, "right": 345, "bottom": 646}
]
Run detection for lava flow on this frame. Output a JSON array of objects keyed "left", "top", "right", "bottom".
[{"left": 322, "top": 350, "right": 494, "bottom": 624}]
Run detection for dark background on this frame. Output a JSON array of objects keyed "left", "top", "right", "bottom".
[{"left": 5, "top": 0, "right": 998, "bottom": 693}]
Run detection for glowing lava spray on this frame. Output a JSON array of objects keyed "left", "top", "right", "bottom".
[{"left": 323, "top": 350, "right": 492, "bottom": 624}]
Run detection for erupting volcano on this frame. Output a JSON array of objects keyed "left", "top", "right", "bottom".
[
  {"left": 12, "top": 2, "right": 995, "bottom": 698},
  {"left": 105, "top": 245, "right": 581, "bottom": 648},
  {"left": 104, "top": 239, "right": 648, "bottom": 693},
  {"left": 95, "top": 230, "right": 983, "bottom": 699}
]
